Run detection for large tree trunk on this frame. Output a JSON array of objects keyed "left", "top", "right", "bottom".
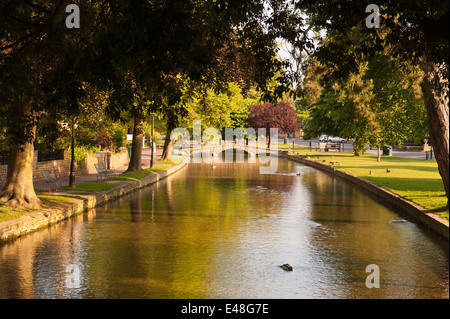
[
  {"left": 421, "top": 60, "right": 449, "bottom": 207},
  {"left": 127, "top": 110, "right": 144, "bottom": 172},
  {"left": 161, "top": 124, "right": 174, "bottom": 161},
  {"left": 0, "top": 125, "right": 41, "bottom": 209}
]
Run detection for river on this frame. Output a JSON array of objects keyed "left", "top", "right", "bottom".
[{"left": 0, "top": 157, "right": 448, "bottom": 298}]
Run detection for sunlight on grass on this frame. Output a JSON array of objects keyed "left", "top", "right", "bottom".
[
  {"left": 157, "top": 159, "right": 177, "bottom": 165},
  {"left": 60, "top": 182, "right": 121, "bottom": 192},
  {"left": 112, "top": 166, "right": 168, "bottom": 181},
  {"left": 0, "top": 195, "right": 82, "bottom": 222}
]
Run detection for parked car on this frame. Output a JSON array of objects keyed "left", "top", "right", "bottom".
[
  {"left": 327, "top": 136, "right": 347, "bottom": 143},
  {"left": 319, "top": 135, "right": 328, "bottom": 142}
]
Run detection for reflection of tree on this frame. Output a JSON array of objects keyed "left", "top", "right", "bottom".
[
  {"left": 164, "top": 176, "right": 175, "bottom": 216},
  {"left": 129, "top": 190, "right": 143, "bottom": 222},
  {"left": 0, "top": 211, "right": 94, "bottom": 298}
]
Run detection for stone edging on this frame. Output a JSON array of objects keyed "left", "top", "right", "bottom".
[
  {"left": 284, "top": 154, "right": 449, "bottom": 240},
  {"left": 0, "top": 162, "right": 187, "bottom": 243}
]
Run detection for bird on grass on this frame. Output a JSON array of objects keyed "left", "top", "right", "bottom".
[
  {"left": 386, "top": 169, "right": 391, "bottom": 173},
  {"left": 369, "top": 170, "right": 374, "bottom": 175}
]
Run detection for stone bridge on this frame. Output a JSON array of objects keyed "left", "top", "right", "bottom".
[{"left": 174, "top": 141, "right": 279, "bottom": 157}]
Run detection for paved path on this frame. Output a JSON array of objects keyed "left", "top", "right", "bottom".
[{"left": 286, "top": 138, "right": 435, "bottom": 161}]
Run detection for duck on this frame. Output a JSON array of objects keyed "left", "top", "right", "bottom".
[
  {"left": 369, "top": 170, "right": 374, "bottom": 175},
  {"left": 386, "top": 169, "right": 391, "bottom": 173},
  {"left": 280, "top": 264, "right": 293, "bottom": 271}
]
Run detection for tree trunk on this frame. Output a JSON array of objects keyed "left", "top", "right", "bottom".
[
  {"left": 421, "top": 60, "right": 449, "bottom": 207},
  {"left": 127, "top": 110, "right": 144, "bottom": 172},
  {"left": 0, "top": 126, "right": 41, "bottom": 209},
  {"left": 161, "top": 124, "right": 174, "bottom": 161},
  {"left": 377, "top": 146, "right": 381, "bottom": 162}
]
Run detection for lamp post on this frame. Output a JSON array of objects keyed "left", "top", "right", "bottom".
[
  {"left": 69, "top": 118, "right": 76, "bottom": 187},
  {"left": 151, "top": 114, "right": 155, "bottom": 168}
]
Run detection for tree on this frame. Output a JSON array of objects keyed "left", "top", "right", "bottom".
[
  {"left": 247, "top": 100, "right": 299, "bottom": 147},
  {"left": 1, "top": 0, "right": 301, "bottom": 207},
  {"left": 302, "top": 53, "right": 427, "bottom": 158},
  {"left": 180, "top": 82, "right": 261, "bottom": 132},
  {"left": 88, "top": 0, "right": 299, "bottom": 162},
  {"left": 0, "top": 0, "right": 75, "bottom": 208},
  {"left": 295, "top": 0, "right": 449, "bottom": 205}
]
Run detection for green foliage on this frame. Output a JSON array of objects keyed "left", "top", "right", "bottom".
[
  {"left": 73, "top": 147, "right": 87, "bottom": 169},
  {"left": 303, "top": 53, "right": 427, "bottom": 155},
  {"left": 180, "top": 83, "right": 261, "bottom": 132}
]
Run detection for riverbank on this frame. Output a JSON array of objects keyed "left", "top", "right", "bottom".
[
  {"left": 282, "top": 151, "right": 449, "bottom": 240},
  {"left": 0, "top": 162, "right": 187, "bottom": 243}
]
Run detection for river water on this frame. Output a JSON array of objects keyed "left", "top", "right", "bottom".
[{"left": 0, "top": 157, "right": 448, "bottom": 299}]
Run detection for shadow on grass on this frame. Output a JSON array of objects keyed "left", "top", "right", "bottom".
[
  {"left": 362, "top": 176, "right": 445, "bottom": 192},
  {"left": 306, "top": 154, "right": 440, "bottom": 173}
]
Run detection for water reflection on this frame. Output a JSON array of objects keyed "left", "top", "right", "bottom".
[{"left": 0, "top": 158, "right": 448, "bottom": 299}]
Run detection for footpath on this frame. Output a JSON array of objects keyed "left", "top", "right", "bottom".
[{"left": 0, "top": 148, "right": 187, "bottom": 243}]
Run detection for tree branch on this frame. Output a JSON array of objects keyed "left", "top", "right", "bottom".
[
  {"left": 50, "top": 0, "right": 72, "bottom": 30},
  {"left": 24, "top": 0, "right": 51, "bottom": 14}
]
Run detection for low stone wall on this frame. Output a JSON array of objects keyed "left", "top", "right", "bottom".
[
  {"left": 76, "top": 147, "right": 129, "bottom": 175},
  {"left": 0, "top": 162, "right": 187, "bottom": 243},
  {"left": 0, "top": 148, "right": 130, "bottom": 183},
  {"left": 0, "top": 150, "right": 71, "bottom": 184},
  {"left": 283, "top": 154, "right": 449, "bottom": 240}
]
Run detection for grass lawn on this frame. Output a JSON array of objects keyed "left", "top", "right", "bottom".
[
  {"left": 286, "top": 147, "right": 448, "bottom": 219},
  {"left": 112, "top": 165, "right": 169, "bottom": 181},
  {"left": 0, "top": 194, "right": 83, "bottom": 222},
  {"left": 60, "top": 182, "right": 121, "bottom": 192}
]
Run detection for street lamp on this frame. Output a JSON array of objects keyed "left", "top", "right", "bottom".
[{"left": 151, "top": 114, "right": 155, "bottom": 168}]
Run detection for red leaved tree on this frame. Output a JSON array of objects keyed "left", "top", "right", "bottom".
[{"left": 247, "top": 100, "right": 299, "bottom": 147}]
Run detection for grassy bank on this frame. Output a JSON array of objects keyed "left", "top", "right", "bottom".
[
  {"left": 284, "top": 146, "right": 448, "bottom": 219},
  {"left": 0, "top": 194, "right": 83, "bottom": 223},
  {"left": 0, "top": 160, "right": 179, "bottom": 223},
  {"left": 111, "top": 165, "right": 169, "bottom": 181}
]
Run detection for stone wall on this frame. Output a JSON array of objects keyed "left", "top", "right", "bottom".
[
  {"left": 0, "top": 148, "right": 130, "bottom": 185},
  {"left": 75, "top": 147, "right": 129, "bottom": 175},
  {"left": 0, "top": 150, "right": 71, "bottom": 184}
]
